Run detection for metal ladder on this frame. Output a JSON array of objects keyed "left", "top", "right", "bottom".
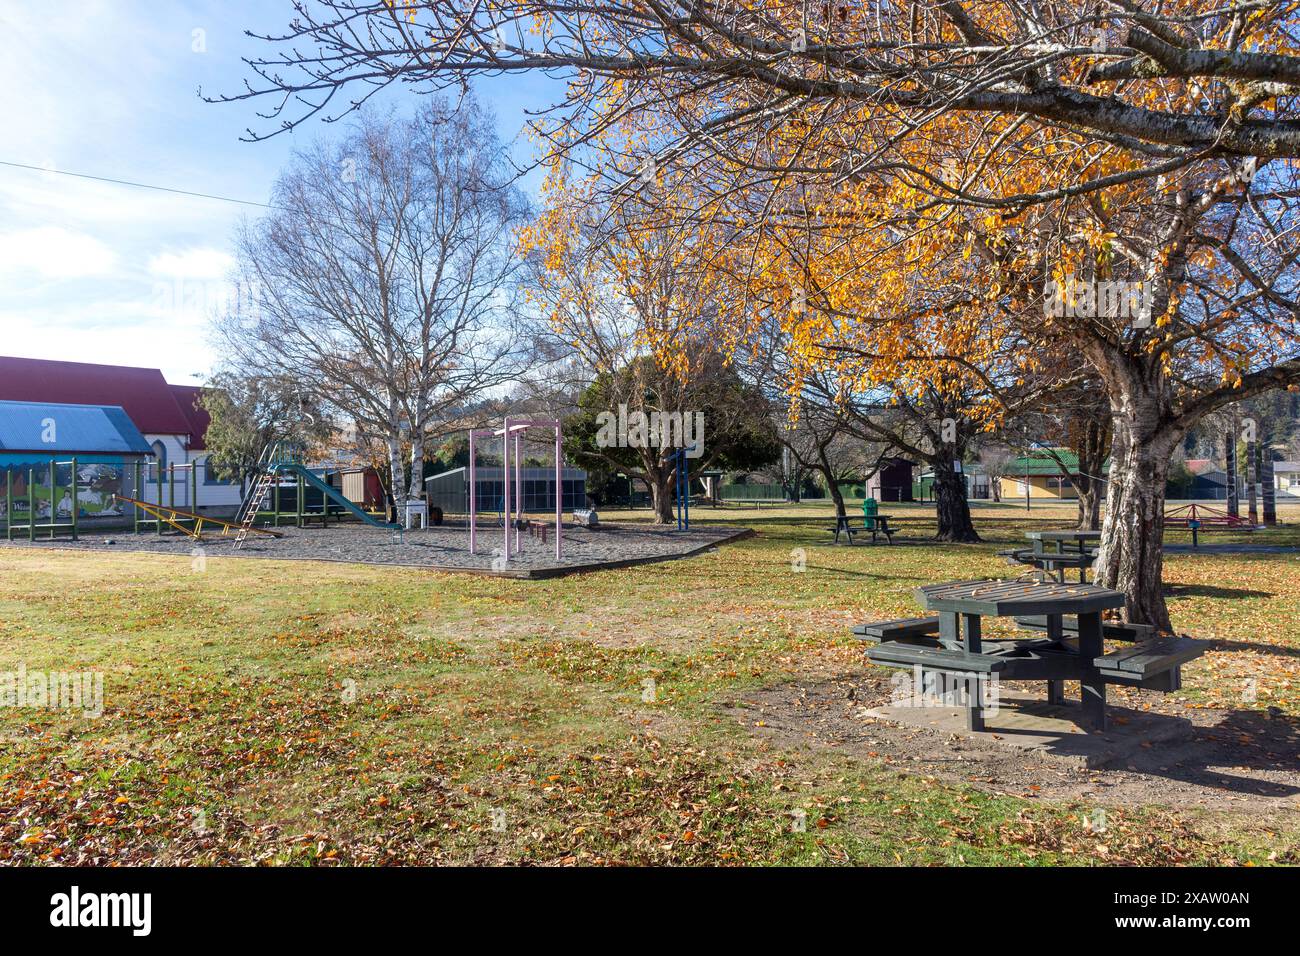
[{"left": 232, "top": 471, "right": 275, "bottom": 550}]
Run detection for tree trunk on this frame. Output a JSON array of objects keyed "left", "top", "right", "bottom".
[
  {"left": 648, "top": 472, "right": 675, "bottom": 523},
  {"left": 386, "top": 435, "right": 406, "bottom": 514},
  {"left": 931, "top": 461, "right": 979, "bottom": 542},
  {"left": 408, "top": 433, "right": 426, "bottom": 501},
  {"left": 1076, "top": 484, "right": 1102, "bottom": 531},
  {"left": 817, "top": 446, "right": 847, "bottom": 518},
  {"left": 1096, "top": 413, "right": 1177, "bottom": 631},
  {"left": 1073, "top": 416, "right": 1110, "bottom": 532}
]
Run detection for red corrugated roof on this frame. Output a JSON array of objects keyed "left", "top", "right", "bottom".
[
  {"left": 168, "top": 384, "right": 211, "bottom": 450},
  {"left": 0, "top": 356, "right": 194, "bottom": 437}
]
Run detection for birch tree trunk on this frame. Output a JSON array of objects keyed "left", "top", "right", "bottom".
[
  {"left": 1093, "top": 381, "right": 1181, "bottom": 632},
  {"left": 408, "top": 433, "right": 426, "bottom": 501},
  {"left": 386, "top": 435, "right": 406, "bottom": 515}
]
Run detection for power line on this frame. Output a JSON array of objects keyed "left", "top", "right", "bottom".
[{"left": 0, "top": 159, "right": 276, "bottom": 211}]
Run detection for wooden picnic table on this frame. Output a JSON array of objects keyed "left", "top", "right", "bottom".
[
  {"left": 830, "top": 513, "right": 896, "bottom": 544},
  {"left": 857, "top": 577, "right": 1208, "bottom": 734},
  {"left": 913, "top": 578, "right": 1123, "bottom": 731},
  {"left": 1021, "top": 529, "right": 1102, "bottom": 582}
]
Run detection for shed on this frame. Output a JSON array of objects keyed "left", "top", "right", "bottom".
[{"left": 0, "top": 400, "right": 153, "bottom": 524}]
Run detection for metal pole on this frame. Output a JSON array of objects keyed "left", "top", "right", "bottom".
[
  {"left": 48, "top": 460, "right": 56, "bottom": 539},
  {"left": 28, "top": 468, "right": 35, "bottom": 541},
  {"left": 70, "top": 457, "right": 78, "bottom": 541},
  {"left": 514, "top": 430, "right": 522, "bottom": 553},
  {"left": 554, "top": 422, "right": 562, "bottom": 560},
  {"left": 5, "top": 469, "right": 11, "bottom": 541},
  {"left": 469, "top": 430, "right": 477, "bottom": 554},
  {"left": 502, "top": 417, "right": 511, "bottom": 561}
]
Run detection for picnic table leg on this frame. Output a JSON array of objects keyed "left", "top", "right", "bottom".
[
  {"left": 962, "top": 613, "right": 984, "bottom": 732},
  {"left": 1045, "top": 613, "right": 1065, "bottom": 705},
  {"left": 938, "top": 611, "right": 961, "bottom": 650},
  {"left": 1076, "top": 612, "right": 1107, "bottom": 731}
]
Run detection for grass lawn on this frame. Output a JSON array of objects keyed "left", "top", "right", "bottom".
[{"left": 1, "top": 500, "right": 1297, "bottom": 865}]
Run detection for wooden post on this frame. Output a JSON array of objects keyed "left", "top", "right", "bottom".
[
  {"left": 1262, "top": 451, "right": 1277, "bottom": 527},
  {"left": 1247, "top": 438, "right": 1259, "bottom": 526},
  {"left": 1225, "top": 430, "right": 1238, "bottom": 516}
]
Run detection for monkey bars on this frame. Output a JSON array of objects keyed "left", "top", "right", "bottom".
[{"left": 468, "top": 417, "right": 563, "bottom": 562}]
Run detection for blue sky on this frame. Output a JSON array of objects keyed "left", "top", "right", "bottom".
[{"left": 0, "top": 1, "right": 559, "bottom": 383}]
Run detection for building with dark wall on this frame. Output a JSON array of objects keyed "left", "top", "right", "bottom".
[{"left": 425, "top": 466, "right": 587, "bottom": 515}]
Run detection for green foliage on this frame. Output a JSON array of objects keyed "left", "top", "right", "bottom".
[
  {"left": 200, "top": 373, "right": 333, "bottom": 482},
  {"left": 564, "top": 356, "right": 781, "bottom": 480}
]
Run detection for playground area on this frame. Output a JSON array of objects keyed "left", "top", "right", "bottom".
[
  {"left": 1, "top": 521, "right": 746, "bottom": 576},
  {"left": 0, "top": 499, "right": 1295, "bottom": 866}
]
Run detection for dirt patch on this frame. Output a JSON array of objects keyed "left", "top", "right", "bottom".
[{"left": 726, "top": 668, "right": 1300, "bottom": 814}]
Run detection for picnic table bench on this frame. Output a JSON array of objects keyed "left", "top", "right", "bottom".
[
  {"left": 827, "top": 513, "right": 896, "bottom": 545},
  {"left": 854, "top": 578, "right": 1209, "bottom": 732}
]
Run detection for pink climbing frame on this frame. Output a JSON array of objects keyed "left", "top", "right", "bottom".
[{"left": 468, "top": 417, "right": 564, "bottom": 562}]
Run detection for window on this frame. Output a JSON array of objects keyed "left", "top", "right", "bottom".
[
  {"left": 202, "top": 457, "right": 233, "bottom": 485},
  {"left": 150, "top": 440, "right": 167, "bottom": 473}
]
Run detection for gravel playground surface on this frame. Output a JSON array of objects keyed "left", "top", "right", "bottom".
[{"left": 0, "top": 521, "right": 749, "bottom": 576}]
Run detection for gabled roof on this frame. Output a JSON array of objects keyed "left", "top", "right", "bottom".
[
  {"left": 0, "top": 400, "right": 152, "bottom": 454},
  {"left": 0, "top": 356, "right": 195, "bottom": 437},
  {"left": 168, "top": 384, "right": 211, "bottom": 450},
  {"left": 1008, "top": 451, "right": 1085, "bottom": 476}
]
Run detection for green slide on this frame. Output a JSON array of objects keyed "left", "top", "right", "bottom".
[{"left": 269, "top": 462, "right": 400, "bottom": 530}]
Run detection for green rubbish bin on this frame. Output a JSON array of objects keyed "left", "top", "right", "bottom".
[{"left": 862, "top": 497, "right": 878, "bottom": 530}]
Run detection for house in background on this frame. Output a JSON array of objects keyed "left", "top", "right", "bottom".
[
  {"left": 1274, "top": 461, "right": 1300, "bottom": 497},
  {"left": 0, "top": 356, "right": 240, "bottom": 511},
  {"left": 998, "top": 451, "right": 1107, "bottom": 501}
]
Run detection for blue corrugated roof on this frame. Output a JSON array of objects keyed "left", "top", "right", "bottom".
[{"left": 0, "top": 400, "right": 152, "bottom": 454}]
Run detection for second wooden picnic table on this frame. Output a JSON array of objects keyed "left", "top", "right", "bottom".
[{"left": 1023, "top": 529, "right": 1101, "bottom": 582}]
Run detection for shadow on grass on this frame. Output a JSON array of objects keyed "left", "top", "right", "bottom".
[{"left": 1165, "top": 583, "right": 1275, "bottom": 599}]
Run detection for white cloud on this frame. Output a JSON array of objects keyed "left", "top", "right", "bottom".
[
  {"left": 148, "top": 247, "right": 235, "bottom": 279},
  {"left": 0, "top": 226, "right": 118, "bottom": 279}
]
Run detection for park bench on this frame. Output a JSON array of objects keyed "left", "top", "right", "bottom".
[
  {"left": 852, "top": 616, "right": 941, "bottom": 644},
  {"left": 866, "top": 642, "right": 1008, "bottom": 674},
  {"left": 1093, "top": 635, "right": 1209, "bottom": 692}
]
